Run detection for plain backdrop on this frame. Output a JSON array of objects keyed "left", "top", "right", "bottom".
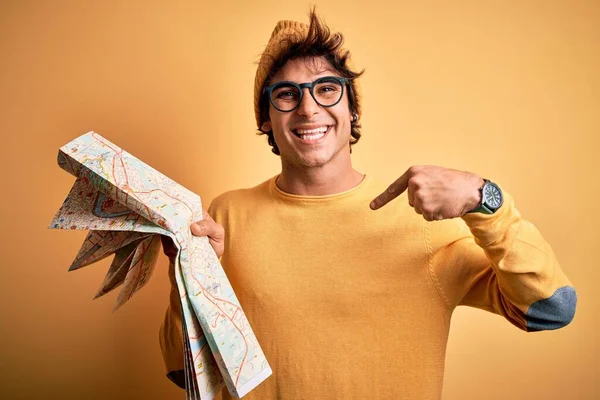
[{"left": 1, "top": 0, "right": 598, "bottom": 399}]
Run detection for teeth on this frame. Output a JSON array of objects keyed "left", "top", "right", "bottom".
[
  {"left": 300, "top": 132, "right": 325, "bottom": 140},
  {"left": 296, "top": 126, "right": 327, "bottom": 135}
]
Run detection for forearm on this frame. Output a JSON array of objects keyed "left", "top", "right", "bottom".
[{"left": 461, "top": 191, "right": 576, "bottom": 329}]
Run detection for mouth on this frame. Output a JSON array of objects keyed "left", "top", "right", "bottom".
[{"left": 291, "top": 125, "right": 331, "bottom": 144}]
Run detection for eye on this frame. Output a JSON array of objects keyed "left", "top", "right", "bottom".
[
  {"left": 317, "top": 85, "right": 337, "bottom": 93},
  {"left": 314, "top": 78, "right": 342, "bottom": 97},
  {"left": 272, "top": 84, "right": 300, "bottom": 101},
  {"left": 276, "top": 90, "right": 298, "bottom": 100}
]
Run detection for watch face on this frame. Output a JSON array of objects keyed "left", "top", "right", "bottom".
[{"left": 483, "top": 183, "right": 503, "bottom": 209}]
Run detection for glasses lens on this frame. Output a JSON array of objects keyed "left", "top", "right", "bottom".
[
  {"left": 313, "top": 78, "right": 343, "bottom": 107},
  {"left": 271, "top": 84, "right": 301, "bottom": 111}
]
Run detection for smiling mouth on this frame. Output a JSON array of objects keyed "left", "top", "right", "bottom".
[{"left": 292, "top": 126, "right": 331, "bottom": 142}]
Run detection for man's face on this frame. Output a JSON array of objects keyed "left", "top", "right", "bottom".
[{"left": 261, "top": 56, "right": 353, "bottom": 169}]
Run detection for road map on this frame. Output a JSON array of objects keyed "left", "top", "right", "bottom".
[{"left": 49, "top": 132, "right": 272, "bottom": 399}]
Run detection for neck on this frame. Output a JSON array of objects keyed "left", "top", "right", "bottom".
[{"left": 276, "top": 158, "right": 364, "bottom": 196}]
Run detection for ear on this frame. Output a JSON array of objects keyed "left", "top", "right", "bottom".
[{"left": 261, "top": 121, "right": 272, "bottom": 132}]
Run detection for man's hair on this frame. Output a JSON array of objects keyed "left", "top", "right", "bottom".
[{"left": 257, "top": 9, "right": 365, "bottom": 156}]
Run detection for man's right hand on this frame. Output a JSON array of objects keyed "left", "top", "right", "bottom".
[
  {"left": 160, "top": 209, "right": 225, "bottom": 262},
  {"left": 190, "top": 209, "right": 225, "bottom": 258}
]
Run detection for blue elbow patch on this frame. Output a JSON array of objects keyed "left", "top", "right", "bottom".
[{"left": 526, "top": 286, "right": 577, "bottom": 331}]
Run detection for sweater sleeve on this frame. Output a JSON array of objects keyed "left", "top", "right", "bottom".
[
  {"left": 158, "top": 257, "right": 185, "bottom": 388},
  {"left": 427, "top": 190, "right": 577, "bottom": 331}
]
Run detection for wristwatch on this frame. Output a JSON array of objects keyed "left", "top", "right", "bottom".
[{"left": 468, "top": 179, "right": 503, "bottom": 214}]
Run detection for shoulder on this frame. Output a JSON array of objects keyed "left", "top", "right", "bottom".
[{"left": 207, "top": 176, "right": 275, "bottom": 219}]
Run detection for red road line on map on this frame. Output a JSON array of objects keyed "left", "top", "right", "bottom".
[
  {"left": 127, "top": 187, "right": 157, "bottom": 219},
  {"left": 92, "top": 134, "right": 152, "bottom": 218},
  {"left": 118, "top": 155, "right": 132, "bottom": 207},
  {"left": 199, "top": 285, "right": 249, "bottom": 386},
  {"left": 185, "top": 273, "right": 250, "bottom": 382},
  {"left": 188, "top": 270, "right": 240, "bottom": 320},
  {"left": 194, "top": 269, "right": 245, "bottom": 324},
  {"left": 135, "top": 188, "right": 195, "bottom": 217},
  {"left": 211, "top": 312, "right": 229, "bottom": 328},
  {"left": 108, "top": 146, "right": 132, "bottom": 210},
  {"left": 93, "top": 133, "right": 123, "bottom": 157},
  {"left": 188, "top": 260, "right": 248, "bottom": 381},
  {"left": 189, "top": 269, "right": 243, "bottom": 319},
  {"left": 174, "top": 256, "right": 248, "bottom": 383},
  {"left": 207, "top": 296, "right": 242, "bottom": 313}
]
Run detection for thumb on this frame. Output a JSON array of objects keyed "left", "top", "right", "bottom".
[
  {"left": 370, "top": 171, "right": 410, "bottom": 210},
  {"left": 191, "top": 220, "right": 222, "bottom": 240},
  {"left": 190, "top": 219, "right": 225, "bottom": 258}
]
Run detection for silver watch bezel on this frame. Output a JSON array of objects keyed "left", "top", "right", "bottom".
[{"left": 481, "top": 180, "right": 503, "bottom": 212}]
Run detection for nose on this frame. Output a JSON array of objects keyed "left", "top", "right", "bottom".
[{"left": 296, "top": 87, "right": 320, "bottom": 118}]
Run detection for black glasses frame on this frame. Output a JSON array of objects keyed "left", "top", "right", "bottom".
[{"left": 264, "top": 76, "right": 350, "bottom": 113}]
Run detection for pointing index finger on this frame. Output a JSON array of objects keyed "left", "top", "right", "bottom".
[{"left": 370, "top": 171, "right": 410, "bottom": 210}]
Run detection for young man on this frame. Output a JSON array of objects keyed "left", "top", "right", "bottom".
[{"left": 160, "top": 10, "right": 577, "bottom": 399}]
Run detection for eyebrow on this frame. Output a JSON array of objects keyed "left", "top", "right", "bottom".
[{"left": 271, "top": 74, "right": 342, "bottom": 85}]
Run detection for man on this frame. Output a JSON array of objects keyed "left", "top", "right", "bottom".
[{"left": 160, "top": 10, "right": 577, "bottom": 399}]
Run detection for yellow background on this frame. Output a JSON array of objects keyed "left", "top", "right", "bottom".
[{"left": 1, "top": 0, "right": 598, "bottom": 398}]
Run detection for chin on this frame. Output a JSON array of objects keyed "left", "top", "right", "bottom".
[
  {"left": 294, "top": 145, "right": 346, "bottom": 168},
  {"left": 299, "top": 156, "right": 332, "bottom": 168}
]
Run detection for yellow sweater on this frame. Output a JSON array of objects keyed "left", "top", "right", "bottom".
[{"left": 160, "top": 175, "right": 576, "bottom": 399}]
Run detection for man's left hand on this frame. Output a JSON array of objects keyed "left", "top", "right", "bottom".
[{"left": 370, "top": 165, "right": 485, "bottom": 221}]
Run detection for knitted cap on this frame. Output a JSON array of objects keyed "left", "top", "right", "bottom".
[{"left": 253, "top": 19, "right": 361, "bottom": 129}]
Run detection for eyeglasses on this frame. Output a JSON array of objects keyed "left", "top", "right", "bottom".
[{"left": 264, "top": 76, "right": 350, "bottom": 113}]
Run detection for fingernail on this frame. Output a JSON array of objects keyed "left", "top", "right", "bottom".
[{"left": 370, "top": 201, "right": 376, "bottom": 209}]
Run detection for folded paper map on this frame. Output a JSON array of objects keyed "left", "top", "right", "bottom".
[{"left": 49, "top": 132, "right": 272, "bottom": 399}]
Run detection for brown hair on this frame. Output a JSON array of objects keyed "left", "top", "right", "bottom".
[{"left": 257, "top": 9, "right": 365, "bottom": 155}]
